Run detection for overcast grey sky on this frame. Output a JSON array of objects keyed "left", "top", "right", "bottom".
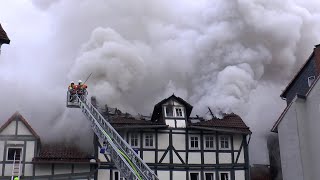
[{"left": 1, "top": 0, "right": 320, "bottom": 163}]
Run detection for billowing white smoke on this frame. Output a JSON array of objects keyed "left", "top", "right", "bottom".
[
  {"left": 67, "top": 0, "right": 320, "bottom": 115},
  {"left": 1, "top": 0, "right": 320, "bottom": 163}
]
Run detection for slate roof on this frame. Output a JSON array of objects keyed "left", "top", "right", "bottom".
[
  {"left": 33, "top": 144, "right": 93, "bottom": 163},
  {"left": 280, "top": 44, "right": 320, "bottom": 98},
  {"left": 0, "top": 23, "right": 10, "bottom": 44},
  {"left": 0, "top": 112, "right": 40, "bottom": 139}
]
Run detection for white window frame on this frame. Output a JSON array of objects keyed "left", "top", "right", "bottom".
[
  {"left": 204, "top": 135, "right": 215, "bottom": 149},
  {"left": 189, "top": 135, "right": 200, "bottom": 149},
  {"left": 219, "top": 171, "right": 230, "bottom": 180},
  {"left": 130, "top": 133, "right": 139, "bottom": 148},
  {"left": 189, "top": 172, "right": 200, "bottom": 180},
  {"left": 204, "top": 172, "right": 215, "bottom": 180},
  {"left": 219, "top": 136, "right": 230, "bottom": 150},
  {"left": 308, "top": 76, "right": 316, "bottom": 87},
  {"left": 6, "top": 147, "right": 23, "bottom": 161},
  {"left": 144, "top": 133, "right": 154, "bottom": 148},
  {"left": 174, "top": 107, "right": 185, "bottom": 117}
]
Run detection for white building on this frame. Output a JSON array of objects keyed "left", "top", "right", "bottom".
[{"left": 272, "top": 44, "right": 320, "bottom": 180}]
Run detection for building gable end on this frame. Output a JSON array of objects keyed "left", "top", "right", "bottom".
[{"left": 0, "top": 112, "right": 40, "bottom": 139}]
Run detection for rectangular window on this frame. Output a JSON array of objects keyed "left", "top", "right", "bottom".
[
  {"left": 114, "top": 171, "right": 125, "bottom": 180},
  {"left": 220, "top": 136, "right": 230, "bottom": 149},
  {"left": 176, "top": 120, "right": 186, "bottom": 128},
  {"left": 190, "top": 136, "right": 199, "bottom": 149},
  {"left": 7, "top": 147, "right": 22, "bottom": 161},
  {"left": 144, "top": 133, "right": 154, "bottom": 147},
  {"left": 130, "top": 133, "right": 139, "bottom": 148},
  {"left": 205, "top": 172, "right": 214, "bottom": 180},
  {"left": 190, "top": 172, "right": 200, "bottom": 180},
  {"left": 165, "top": 119, "right": 175, "bottom": 127},
  {"left": 205, "top": 136, "right": 215, "bottom": 149},
  {"left": 164, "top": 106, "right": 173, "bottom": 117},
  {"left": 308, "top": 76, "right": 316, "bottom": 87},
  {"left": 174, "top": 107, "right": 184, "bottom": 117},
  {"left": 219, "top": 172, "right": 229, "bottom": 180}
]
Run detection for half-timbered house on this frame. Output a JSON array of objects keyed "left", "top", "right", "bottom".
[
  {"left": 0, "top": 112, "right": 98, "bottom": 179},
  {"left": 96, "top": 95, "right": 251, "bottom": 180}
]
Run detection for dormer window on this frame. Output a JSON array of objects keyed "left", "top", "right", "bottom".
[
  {"left": 164, "top": 106, "right": 185, "bottom": 118},
  {"left": 308, "top": 76, "right": 316, "bottom": 87}
]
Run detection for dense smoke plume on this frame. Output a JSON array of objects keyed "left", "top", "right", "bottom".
[{"left": 1, "top": 0, "right": 320, "bottom": 163}]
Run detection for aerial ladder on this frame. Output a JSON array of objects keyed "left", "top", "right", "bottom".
[
  {"left": 11, "top": 150, "right": 22, "bottom": 180},
  {"left": 66, "top": 91, "right": 159, "bottom": 180}
]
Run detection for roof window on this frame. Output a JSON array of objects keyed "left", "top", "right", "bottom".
[{"left": 308, "top": 76, "right": 316, "bottom": 87}]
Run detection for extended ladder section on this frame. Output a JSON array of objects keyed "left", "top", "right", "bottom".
[
  {"left": 11, "top": 151, "right": 21, "bottom": 180},
  {"left": 67, "top": 93, "right": 158, "bottom": 180}
]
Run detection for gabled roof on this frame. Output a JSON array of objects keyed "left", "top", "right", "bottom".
[
  {"left": 190, "top": 113, "right": 251, "bottom": 134},
  {"left": 0, "top": 112, "right": 40, "bottom": 139},
  {"left": 280, "top": 45, "right": 317, "bottom": 98},
  {"left": 151, "top": 94, "right": 193, "bottom": 121},
  {"left": 33, "top": 143, "right": 94, "bottom": 164},
  {"left": 0, "top": 23, "right": 10, "bottom": 44}
]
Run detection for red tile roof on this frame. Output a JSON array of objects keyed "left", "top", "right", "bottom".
[
  {"left": 108, "top": 111, "right": 250, "bottom": 133},
  {"left": 0, "top": 23, "right": 10, "bottom": 44},
  {"left": 33, "top": 144, "right": 93, "bottom": 163},
  {"left": 191, "top": 113, "right": 251, "bottom": 134},
  {"left": 0, "top": 112, "right": 40, "bottom": 139}
]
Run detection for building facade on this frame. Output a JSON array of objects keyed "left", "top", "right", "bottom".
[
  {"left": 272, "top": 44, "right": 320, "bottom": 180},
  {"left": 0, "top": 95, "right": 251, "bottom": 180},
  {"left": 96, "top": 95, "right": 251, "bottom": 180},
  {"left": 0, "top": 112, "right": 97, "bottom": 180}
]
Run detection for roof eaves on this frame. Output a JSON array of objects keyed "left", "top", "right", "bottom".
[
  {"left": 32, "top": 160, "right": 96, "bottom": 164},
  {"left": 271, "top": 94, "right": 305, "bottom": 132},
  {"left": 114, "top": 125, "right": 168, "bottom": 129}
]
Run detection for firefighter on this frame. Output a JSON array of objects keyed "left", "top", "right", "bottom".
[
  {"left": 68, "top": 81, "right": 76, "bottom": 102},
  {"left": 77, "top": 80, "right": 88, "bottom": 99}
]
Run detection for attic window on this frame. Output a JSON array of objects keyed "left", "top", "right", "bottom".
[
  {"left": 164, "top": 106, "right": 173, "bottom": 117},
  {"left": 308, "top": 76, "right": 316, "bottom": 87},
  {"left": 175, "top": 107, "right": 184, "bottom": 117}
]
